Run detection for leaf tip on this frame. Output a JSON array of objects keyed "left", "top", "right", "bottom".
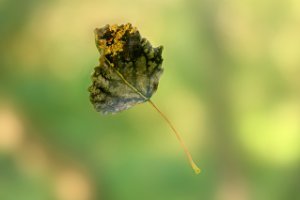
[{"left": 192, "top": 162, "right": 201, "bottom": 175}]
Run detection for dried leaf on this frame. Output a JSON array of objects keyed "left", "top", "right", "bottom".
[{"left": 88, "top": 23, "right": 201, "bottom": 174}]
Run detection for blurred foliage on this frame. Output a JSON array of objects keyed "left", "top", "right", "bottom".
[{"left": 1, "top": 0, "right": 300, "bottom": 200}]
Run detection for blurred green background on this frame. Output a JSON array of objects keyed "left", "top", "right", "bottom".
[{"left": 1, "top": 0, "right": 300, "bottom": 200}]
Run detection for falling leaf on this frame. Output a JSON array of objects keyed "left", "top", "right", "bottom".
[
  {"left": 88, "top": 23, "right": 200, "bottom": 174},
  {"left": 89, "top": 23, "right": 163, "bottom": 114}
]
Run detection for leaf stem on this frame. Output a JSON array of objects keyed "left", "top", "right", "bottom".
[{"left": 147, "top": 100, "right": 201, "bottom": 174}]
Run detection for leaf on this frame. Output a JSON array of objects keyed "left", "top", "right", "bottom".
[
  {"left": 89, "top": 23, "right": 163, "bottom": 114},
  {"left": 88, "top": 23, "right": 201, "bottom": 174}
]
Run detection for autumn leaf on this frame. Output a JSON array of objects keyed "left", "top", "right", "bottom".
[
  {"left": 89, "top": 23, "right": 163, "bottom": 114},
  {"left": 88, "top": 23, "right": 200, "bottom": 174}
]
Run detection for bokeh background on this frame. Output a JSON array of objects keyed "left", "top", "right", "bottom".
[{"left": 1, "top": 0, "right": 300, "bottom": 200}]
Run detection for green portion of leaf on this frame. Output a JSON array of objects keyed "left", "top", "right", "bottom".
[{"left": 89, "top": 24, "right": 163, "bottom": 114}]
